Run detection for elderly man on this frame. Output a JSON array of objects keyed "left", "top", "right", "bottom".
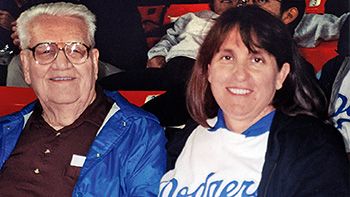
[{"left": 0, "top": 2, "right": 166, "bottom": 196}]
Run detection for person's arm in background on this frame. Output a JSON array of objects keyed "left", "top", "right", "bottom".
[
  {"left": 10, "top": 21, "right": 19, "bottom": 47},
  {"left": 147, "top": 13, "right": 193, "bottom": 68},
  {"left": 0, "top": 10, "right": 17, "bottom": 50},
  {"left": 0, "top": 10, "right": 15, "bottom": 30}
]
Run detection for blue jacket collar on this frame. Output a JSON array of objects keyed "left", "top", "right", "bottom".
[{"left": 209, "top": 109, "right": 275, "bottom": 137}]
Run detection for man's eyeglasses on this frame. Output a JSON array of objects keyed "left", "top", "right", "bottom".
[{"left": 27, "top": 42, "right": 91, "bottom": 65}]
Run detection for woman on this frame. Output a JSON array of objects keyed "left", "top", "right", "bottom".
[{"left": 159, "top": 6, "right": 349, "bottom": 196}]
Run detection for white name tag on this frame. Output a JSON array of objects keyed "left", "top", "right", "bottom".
[{"left": 70, "top": 154, "right": 86, "bottom": 167}]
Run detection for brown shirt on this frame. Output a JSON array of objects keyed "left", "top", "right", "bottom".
[{"left": 0, "top": 88, "right": 113, "bottom": 197}]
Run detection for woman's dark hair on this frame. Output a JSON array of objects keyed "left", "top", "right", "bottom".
[{"left": 187, "top": 5, "right": 327, "bottom": 127}]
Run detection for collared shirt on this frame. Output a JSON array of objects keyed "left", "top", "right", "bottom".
[{"left": 0, "top": 88, "right": 113, "bottom": 196}]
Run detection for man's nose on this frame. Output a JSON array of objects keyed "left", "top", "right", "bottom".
[{"left": 52, "top": 49, "right": 72, "bottom": 69}]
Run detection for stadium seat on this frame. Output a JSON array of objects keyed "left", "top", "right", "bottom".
[
  {"left": 0, "top": 86, "right": 164, "bottom": 116},
  {"left": 299, "top": 40, "right": 338, "bottom": 72}
]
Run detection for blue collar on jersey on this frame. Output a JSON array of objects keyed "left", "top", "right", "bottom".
[{"left": 209, "top": 109, "right": 275, "bottom": 137}]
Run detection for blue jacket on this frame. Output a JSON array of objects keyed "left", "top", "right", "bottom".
[{"left": 0, "top": 91, "right": 166, "bottom": 196}]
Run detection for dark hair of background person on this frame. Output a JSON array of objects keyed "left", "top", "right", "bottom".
[
  {"left": 208, "top": 0, "right": 305, "bottom": 35},
  {"left": 186, "top": 5, "right": 328, "bottom": 128},
  {"left": 325, "top": 0, "right": 350, "bottom": 17}
]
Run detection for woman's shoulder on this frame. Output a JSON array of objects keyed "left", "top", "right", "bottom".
[
  {"left": 273, "top": 111, "right": 332, "bottom": 130},
  {"left": 272, "top": 111, "right": 344, "bottom": 148}
]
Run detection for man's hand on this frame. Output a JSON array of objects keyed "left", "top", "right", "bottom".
[
  {"left": 0, "top": 10, "right": 15, "bottom": 30},
  {"left": 146, "top": 56, "right": 166, "bottom": 68},
  {"left": 10, "top": 21, "right": 20, "bottom": 47}
]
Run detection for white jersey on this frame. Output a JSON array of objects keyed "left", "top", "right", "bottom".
[
  {"left": 332, "top": 70, "right": 350, "bottom": 152},
  {"left": 159, "top": 111, "right": 274, "bottom": 196}
]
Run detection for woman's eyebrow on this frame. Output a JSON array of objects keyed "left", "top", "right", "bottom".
[
  {"left": 249, "top": 47, "right": 268, "bottom": 55},
  {"left": 219, "top": 48, "right": 234, "bottom": 53}
]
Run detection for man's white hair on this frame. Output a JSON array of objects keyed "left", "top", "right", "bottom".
[{"left": 17, "top": 2, "right": 96, "bottom": 49}]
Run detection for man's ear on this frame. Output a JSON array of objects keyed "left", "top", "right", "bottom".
[
  {"left": 20, "top": 50, "right": 32, "bottom": 85},
  {"left": 91, "top": 48, "right": 99, "bottom": 80},
  {"left": 281, "top": 7, "right": 299, "bottom": 25}
]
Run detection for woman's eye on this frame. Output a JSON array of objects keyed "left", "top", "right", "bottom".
[
  {"left": 252, "top": 57, "right": 263, "bottom": 63},
  {"left": 256, "top": 0, "right": 268, "bottom": 4},
  {"left": 221, "top": 55, "right": 232, "bottom": 61}
]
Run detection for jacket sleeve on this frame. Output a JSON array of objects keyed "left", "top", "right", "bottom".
[
  {"left": 147, "top": 13, "right": 193, "bottom": 59},
  {"left": 125, "top": 117, "right": 167, "bottom": 196},
  {"left": 287, "top": 124, "right": 350, "bottom": 196}
]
